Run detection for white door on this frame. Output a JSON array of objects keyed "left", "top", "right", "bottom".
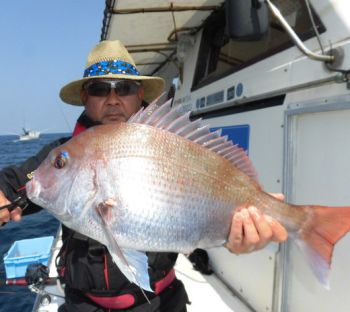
[{"left": 284, "top": 101, "right": 350, "bottom": 312}]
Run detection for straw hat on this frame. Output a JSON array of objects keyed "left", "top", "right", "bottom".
[{"left": 60, "top": 40, "right": 165, "bottom": 105}]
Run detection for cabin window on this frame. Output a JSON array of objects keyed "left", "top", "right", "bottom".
[{"left": 192, "top": 0, "right": 326, "bottom": 90}]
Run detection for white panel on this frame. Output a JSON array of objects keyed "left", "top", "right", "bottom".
[
  {"left": 286, "top": 107, "right": 350, "bottom": 311},
  {"left": 205, "top": 104, "right": 286, "bottom": 312},
  {"left": 206, "top": 105, "right": 285, "bottom": 191},
  {"left": 208, "top": 246, "right": 278, "bottom": 312}
]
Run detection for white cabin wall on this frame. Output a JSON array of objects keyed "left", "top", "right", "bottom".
[
  {"left": 205, "top": 80, "right": 350, "bottom": 312},
  {"left": 314, "top": 0, "right": 350, "bottom": 42},
  {"left": 204, "top": 102, "right": 285, "bottom": 312},
  {"left": 172, "top": 2, "right": 350, "bottom": 311}
]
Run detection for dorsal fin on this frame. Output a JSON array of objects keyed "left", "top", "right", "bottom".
[
  {"left": 193, "top": 129, "right": 220, "bottom": 144},
  {"left": 128, "top": 99, "right": 259, "bottom": 183}
]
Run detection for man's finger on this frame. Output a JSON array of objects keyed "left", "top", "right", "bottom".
[
  {"left": 10, "top": 207, "right": 23, "bottom": 222},
  {"left": 241, "top": 208, "right": 259, "bottom": 248},
  {"left": 248, "top": 206, "right": 272, "bottom": 249},
  {"left": 269, "top": 193, "right": 285, "bottom": 201},
  {"left": 226, "top": 212, "right": 244, "bottom": 253},
  {"left": 264, "top": 215, "right": 288, "bottom": 242},
  {"left": 0, "top": 208, "right": 11, "bottom": 224}
]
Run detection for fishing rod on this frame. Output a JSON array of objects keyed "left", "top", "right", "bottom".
[{"left": 0, "top": 196, "right": 28, "bottom": 212}]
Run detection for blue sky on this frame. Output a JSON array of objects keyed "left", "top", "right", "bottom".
[{"left": 0, "top": 0, "right": 105, "bottom": 135}]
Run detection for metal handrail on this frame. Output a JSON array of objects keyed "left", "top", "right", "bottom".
[{"left": 266, "top": 0, "right": 334, "bottom": 63}]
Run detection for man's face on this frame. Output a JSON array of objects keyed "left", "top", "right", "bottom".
[{"left": 81, "top": 79, "right": 144, "bottom": 125}]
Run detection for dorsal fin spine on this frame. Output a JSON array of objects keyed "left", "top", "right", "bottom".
[
  {"left": 218, "top": 146, "right": 235, "bottom": 157},
  {"left": 223, "top": 150, "right": 240, "bottom": 160},
  {"left": 185, "top": 126, "right": 209, "bottom": 141},
  {"left": 128, "top": 107, "right": 145, "bottom": 123},
  {"left": 165, "top": 111, "right": 192, "bottom": 132},
  {"left": 176, "top": 119, "right": 202, "bottom": 136},
  {"left": 193, "top": 129, "right": 218, "bottom": 144},
  {"left": 144, "top": 100, "right": 172, "bottom": 125},
  {"left": 129, "top": 98, "right": 259, "bottom": 184},
  {"left": 204, "top": 136, "right": 228, "bottom": 149},
  {"left": 211, "top": 142, "right": 233, "bottom": 153},
  {"left": 154, "top": 106, "right": 179, "bottom": 128}
]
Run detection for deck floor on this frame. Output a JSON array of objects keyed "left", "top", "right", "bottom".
[{"left": 175, "top": 254, "right": 252, "bottom": 312}]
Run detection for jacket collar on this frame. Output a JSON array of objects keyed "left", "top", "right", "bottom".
[{"left": 72, "top": 111, "right": 101, "bottom": 137}]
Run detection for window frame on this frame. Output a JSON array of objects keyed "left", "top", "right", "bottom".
[{"left": 191, "top": 2, "right": 326, "bottom": 92}]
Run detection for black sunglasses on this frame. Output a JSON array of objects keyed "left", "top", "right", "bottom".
[{"left": 84, "top": 80, "right": 141, "bottom": 97}]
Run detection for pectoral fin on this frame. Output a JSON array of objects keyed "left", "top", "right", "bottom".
[
  {"left": 118, "top": 249, "right": 152, "bottom": 292},
  {"left": 96, "top": 201, "right": 152, "bottom": 293}
]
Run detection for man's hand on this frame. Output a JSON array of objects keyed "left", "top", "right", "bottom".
[
  {"left": 225, "top": 193, "right": 288, "bottom": 254},
  {"left": 0, "top": 191, "right": 22, "bottom": 226}
]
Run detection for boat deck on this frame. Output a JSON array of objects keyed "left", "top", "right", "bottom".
[{"left": 176, "top": 254, "right": 252, "bottom": 312}]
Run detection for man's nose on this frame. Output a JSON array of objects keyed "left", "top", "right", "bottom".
[{"left": 105, "top": 88, "right": 122, "bottom": 103}]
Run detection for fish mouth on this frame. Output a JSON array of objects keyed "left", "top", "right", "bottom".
[
  {"left": 26, "top": 179, "right": 41, "bottom": 202},
  {"left": 26, "top": 179, "right": 50, "bottom": 208},
  {"left": 26, "top": 178, "right": 70, "bottom": 220}
]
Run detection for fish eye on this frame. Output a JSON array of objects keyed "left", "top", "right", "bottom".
[{"left": 53, "top": 151, "right": 69, "bottom": 169}]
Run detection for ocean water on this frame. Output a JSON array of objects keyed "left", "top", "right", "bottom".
[{"left": 0, "top": 134, "right": 68, "bottom": 312}]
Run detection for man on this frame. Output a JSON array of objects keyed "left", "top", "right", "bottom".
[{"left": 0, "top": 40, "right": 287, "bottom": 311}]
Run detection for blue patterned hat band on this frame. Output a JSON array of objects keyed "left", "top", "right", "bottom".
[{"left": 83, "top": 60, "right": 140, "bottom": 78}]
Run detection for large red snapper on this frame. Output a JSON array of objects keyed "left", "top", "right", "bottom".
[{"left": 26, "top": 99, "right": 350, "bottom": 291}]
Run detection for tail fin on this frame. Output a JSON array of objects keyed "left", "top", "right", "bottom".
[{"left": 297, "top": 205, "right": 350, "bottom": 288}]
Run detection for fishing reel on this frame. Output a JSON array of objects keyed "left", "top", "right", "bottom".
[
  {"left": 25, "top": 263, "right": 50, "bottom": 286},
  {"left": 25, "top": 263, "right": 52, "bottom": 305}
]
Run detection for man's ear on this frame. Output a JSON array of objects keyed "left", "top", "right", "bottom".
[{"left": 80, "top": 89, "right": 88, "bottom": 104}]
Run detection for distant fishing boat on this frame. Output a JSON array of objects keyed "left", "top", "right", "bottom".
[{"left": 18, "top": 128, "right": 40, "bottom": 141}]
